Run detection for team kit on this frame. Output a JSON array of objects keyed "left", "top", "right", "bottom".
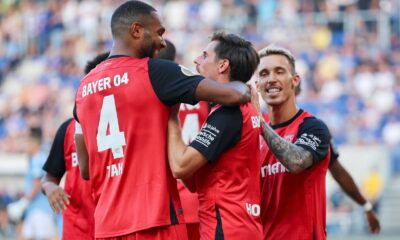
[{"left": 38, "top": 1, "right": 380, "bottom": 240}]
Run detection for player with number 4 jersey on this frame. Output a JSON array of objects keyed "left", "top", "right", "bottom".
[{"left": 74, "top": 1, "right": 251, "bottom": 239}]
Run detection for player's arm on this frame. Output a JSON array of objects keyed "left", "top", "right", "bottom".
[
  {"left": 328, "top": 140, "right": 369, "bottom": 205},
  {"left": 149, "top": 59, "right": 250, "bottom": 107},
  {"left": 329, "top": 160, "right": 368, "bottom": 204},
  {"left": 194, "top": 79, "right": 250, "bottom": 106},
  {"left": 328, "top": 142, "right": 380, "bottom": 234},
  {"left": 168, "top": 105, "right": 242, "bottom": 179},
  {"left": 251, "top": 89, "right": 329, "bottom": 173},
  {"left": 259, "top": 119, "right": 314, "bottom": 173},
  {"left": 41, "top": 174, "right": 70, "bottom": 213},
  {"left": 74, "top": 122, "right": 89, "bottom": 180},
  {"left": 72, "top": 53, "right": 108, "bottom": 180},
  {"left": 42, "top": 119, "right": 71, "bottom": 212},
  {"left": 264, "top": 117, "right": 330, "bottom": 173},
  {"left": 168, "top": 106, "right": 208, "bottom": 179}
]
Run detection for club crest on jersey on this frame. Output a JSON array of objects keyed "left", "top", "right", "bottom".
[{"left": 179, "top": 65, "right": 196, "bottom": 76}]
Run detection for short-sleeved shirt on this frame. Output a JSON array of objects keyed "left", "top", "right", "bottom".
[
  {"left": 74, "top": 56, "right": 204, "bottom": 238},
  {"left": 42, "top": 119, "right": 95, "bottom": 239},
  {"left": 260, "top": 109, "right": 331, "bottom": 240},
  {"left": 190, "top": 103, "right": 263, "bottom": 239}
]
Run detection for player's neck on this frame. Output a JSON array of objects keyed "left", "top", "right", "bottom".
[
  {"left": 110, "top": 40, "right": 141, "bottom": 59},
  {"left": 267, "top": 100, "right": 299, "bottom": 125},
  {"left": 214, "top": 74, "right": 230, "bottom": 84}
]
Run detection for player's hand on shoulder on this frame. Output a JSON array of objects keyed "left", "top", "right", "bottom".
[{"left": 44, "top": 184, "right": 70, "bottom": 213}]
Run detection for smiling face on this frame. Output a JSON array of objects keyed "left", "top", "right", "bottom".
[
  {"left": 258, "top": 54, "right": 300, "bottom": 107},
  {"left": 139, "top": 12, "right": 166, "bottom": 58}
]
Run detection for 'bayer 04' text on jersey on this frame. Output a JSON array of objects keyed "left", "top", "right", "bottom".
[
  {"left": 190, "top": 103, "right": 263, "bottom": 240},
  {"left": 43, "top": 119, "right": 95, "bottom": 240},
  {"left": 177, "top": 101, "right": 209, "bottom": 224},
  {"left": 75, "top": 56, "right": 204, "bottom": 238},
  {"left": 260, "top": 110, "right": 331, "bottom": 240}
]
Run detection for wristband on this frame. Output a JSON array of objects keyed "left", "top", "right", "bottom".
[{"left": 363, "top": 201, "right": 373, "bottom": 212}]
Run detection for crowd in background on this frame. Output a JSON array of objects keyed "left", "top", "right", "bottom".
[{"left": 0, "top": 0, "right": 399, "bottom": 238}]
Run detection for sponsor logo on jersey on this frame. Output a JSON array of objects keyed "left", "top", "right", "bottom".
[
  {"left": 246, "top": 203, "right": 260, "bottom": 217},
  {"left": 81, "top": 73, "right": 129, "bottom": 98},
  {"left": 261, "top": 162, "right": 288, "bottom": 177},
  {"left": 193, "top": 123, "right": 219, "bottom": 148}
]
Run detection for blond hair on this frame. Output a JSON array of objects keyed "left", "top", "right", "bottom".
[{"left": 258, "top": 44, "right": 296, "bottom": 74}]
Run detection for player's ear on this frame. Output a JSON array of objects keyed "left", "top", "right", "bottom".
[
  {"left": 292, "top": 73, "right": 300, "bottom": 89},
  {"left": 218, "top": 59, "right": 230, "bottom": 74},
  {"left": 129, "top": 22, "right": 144, "bottom": 39}
]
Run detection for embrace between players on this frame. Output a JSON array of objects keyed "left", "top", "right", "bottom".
[{"left": 41, "top": 1, "right": 380, "bottom": 240}]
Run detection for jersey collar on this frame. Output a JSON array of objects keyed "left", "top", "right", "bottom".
[{"left": 270, "top": 109, "right": 304, "bottom": 129}]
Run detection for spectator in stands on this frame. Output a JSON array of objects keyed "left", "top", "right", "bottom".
[
  {"left": 7, "top": 127, "right": 57, "bottom": 239},
  {"left": 0, "top": 202, "right": 15, "bottom": 239}
]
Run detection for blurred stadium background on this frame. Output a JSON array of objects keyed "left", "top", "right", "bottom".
[{"left": 0, "top": 0, "right": 399, "bottom": 239}]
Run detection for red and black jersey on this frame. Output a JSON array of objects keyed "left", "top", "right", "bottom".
[
  {"left": 190, "top": 103, "right": 263, "bottom": 240},
  {"left": 42, "top": 119, "right": 95, "bottom": 240},
  {"left": 260, "top": 110, "right": 331, "bottom": 240},
  {"left": 75, "top": 56, "right": 204, "bottom": 238},
  {"left": 262, "top": 112, "right": 339, "bottom": 165},
  {"left": 177, "top": 101, "right": 209, "bottom": 224}
]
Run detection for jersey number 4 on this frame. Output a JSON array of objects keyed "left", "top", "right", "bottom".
[{"left": 97, "top": 95, "right": 126, "bottom": 159}]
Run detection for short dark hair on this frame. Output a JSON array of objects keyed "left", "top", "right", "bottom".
[
  {"left": 211, "top": 31, "right": 259, "bottom": 83},
  {"left": 84, "top": 52, "right": 110, "bottom": 74},
  {"left": 111, "top": 1, "right": 156, "bottom": 38},
  {"left": 156, "top": 39, "right": 176, "bottom": 61}
]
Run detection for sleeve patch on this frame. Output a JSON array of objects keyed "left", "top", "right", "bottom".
[
  {"left": 295, "top": 133, "right": 322, "bottom": 151},
  {"left": 193, "top": 123, "right": 220, "bottom": 148}
]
